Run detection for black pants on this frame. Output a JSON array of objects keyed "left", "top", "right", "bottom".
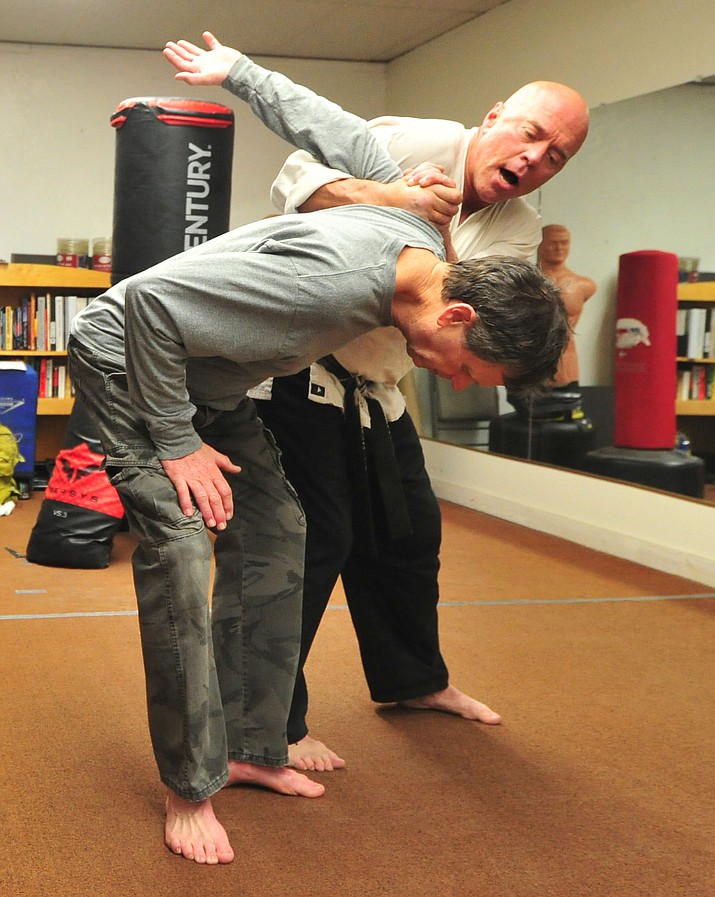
[{"left": 254, "top": 369, "right": 448, "bottom": 744}]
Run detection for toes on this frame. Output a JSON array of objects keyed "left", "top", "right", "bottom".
[
  {"left": 217, "top": 846, "right": 235, "bottom": 864},
  {"left": 190, "top": 844, "right": 206, "bottom": 865}
]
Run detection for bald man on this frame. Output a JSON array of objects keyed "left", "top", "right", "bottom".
[{"left": 260, "top": 77, "right": 590, "bottom": 770}]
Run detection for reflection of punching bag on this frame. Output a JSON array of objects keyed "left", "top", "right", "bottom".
[
  {"left": 582, "top": 249, "right": 705, "bottom": 497},
  {"left": 613, "top": 250, "right": 678, "bottom": 449},
  {"left": 111, "top": 96, "right": 235, "bottom": 282}
]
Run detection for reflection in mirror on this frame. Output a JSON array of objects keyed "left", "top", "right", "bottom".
[
  {"left": 422, "top": 78, "right": 715, "bottom": 506},
  {"left": 429, "top": 378, "right": 499, "bottom": 449}
]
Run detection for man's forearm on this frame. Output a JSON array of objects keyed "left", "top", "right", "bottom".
[
  {"left": 299, "top": 174, "right": 460, "bottom": 229},
  {"left": 298, "top": 179, "right": 405, "bottom": 213}
]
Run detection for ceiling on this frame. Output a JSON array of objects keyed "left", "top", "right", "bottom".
[{"left": 0, "top": 1, "right": 509, "bottom": 63}]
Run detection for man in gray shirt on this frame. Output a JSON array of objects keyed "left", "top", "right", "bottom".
[{"left": 69, "top": 34, "right": 567, "bottom": 865}]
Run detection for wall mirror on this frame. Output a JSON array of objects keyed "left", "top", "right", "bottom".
[{"left": 422, "top": 77, "right": 715, "bottom": 506}]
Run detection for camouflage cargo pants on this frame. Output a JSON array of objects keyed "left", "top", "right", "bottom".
[{"left": 68, "top": 338, "right": 306, "bottom": 801}]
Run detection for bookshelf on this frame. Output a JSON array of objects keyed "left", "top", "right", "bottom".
[
  {"left": 0, "top": 263, "right": 111, "bottom": 459},
  {"left": 676, "top": 281, "right": 715, "bottom": 470}
]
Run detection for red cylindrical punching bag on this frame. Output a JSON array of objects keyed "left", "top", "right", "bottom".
[
  {"left": 110, "top": 97, "right": 235, "bottom": 283},
  {"left": 613, "top": 250, "right": 678, "bottom": 450}
]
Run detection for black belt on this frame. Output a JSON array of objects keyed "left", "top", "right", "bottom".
[{"left": 318, "top": 355, "right": 412, "bottom": 555}]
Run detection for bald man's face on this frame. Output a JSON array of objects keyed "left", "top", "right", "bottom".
[{"left": 467, "top": 84, "right": 588, "bottom": 207}]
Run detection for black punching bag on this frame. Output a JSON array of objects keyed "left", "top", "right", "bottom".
[
  {"left": 27, "top": 98, "right": 235, "bottom": 569},
  {"left": 110, "top": 96, "right": 235, "bottom": 282}
]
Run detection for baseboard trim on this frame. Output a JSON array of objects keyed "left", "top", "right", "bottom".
[{"left": 422, "top": 439, "right": 715, "bottom": 588}]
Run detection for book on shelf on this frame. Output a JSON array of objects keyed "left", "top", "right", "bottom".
[
  {"left": 63, "top": 295, "right": 77, "bottom": 348},
  {"left": 15, "top": 356, "right": 70, "bottom": 400},
  {"left": 36, "top": 294, "right": 46, "bottom": 351},
  {"left": 56, "top": 363, "right": 67, "bottom": 399},
  {"left": 45, "top": 358, "right": 54, "bottom": 398},
  {"left": 53, "top": 294, "right": 65, "bottom": 351},
  {"left": 4, "top": 305, "right": 13, "bottom": 350},
  {"left": 676, "top": 308, "right": 688, "bottom": 356},
  {"left": 678, "top": 368, "right": 692, "bottom": 401},
  {"left": 691, "top": 365, "right": 706, "bottom": 401},
  {"left": 686, "top": 307, "right": 707, "bottom": 359}
]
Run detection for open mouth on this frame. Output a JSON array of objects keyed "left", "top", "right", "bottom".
[{"left": 499, "top": 167, "right": 519, "bottom": 187}]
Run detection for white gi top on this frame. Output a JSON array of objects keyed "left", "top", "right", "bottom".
[{"left": 253, "top": 116, "right": 542, "bottom": 423}]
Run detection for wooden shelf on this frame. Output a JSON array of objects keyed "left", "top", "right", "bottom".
[
  {"left": 1, "top": 349, "right": 69, "bottom": 357},
  {"left": 677, "top": 282, "right": 715, "bottom": 302},
  {"left": 0, "top": 262, "right": 110, "bottom": 290},
  {"left": 676, "top": 400, "right": 715, "bottom": 416},
  {"left": 37, "top": 397, "right": 75, "bottom": 416}
]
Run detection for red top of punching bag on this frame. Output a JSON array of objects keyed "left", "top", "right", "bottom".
[{"left": 111, "top": 97, "right": 234, "bottom": 129}]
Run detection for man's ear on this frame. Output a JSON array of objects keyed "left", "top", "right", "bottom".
[
  {"left": 437, "top": 303, "right": 477, "bottom": 328},
  {"left": 480, "top": 102, "right": 504, "bottom": 131}
]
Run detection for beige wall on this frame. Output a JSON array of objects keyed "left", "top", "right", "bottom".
[
  {"left": 0, "top": 43, "right": 385, "bottom": 261},
  {"left": 386, "top": 0, "right": 715, "bottom": 117}
]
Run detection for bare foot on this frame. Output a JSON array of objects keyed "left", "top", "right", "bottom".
[
  {"left": 226, "top": 760, "right": 326, "bottom": 796},
  {"left": 398, "top": 685, "right": 502, "bottom": 725},
  {"left": 164, "top": 791, "right": 235, "bottom": 865},
  {"left": 288, "top": 735, "right": 346, "bottom": 772}
]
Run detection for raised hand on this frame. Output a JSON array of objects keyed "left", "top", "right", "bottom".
[{"left": 163, "top": 30, "right": 242, "bottom": 86}]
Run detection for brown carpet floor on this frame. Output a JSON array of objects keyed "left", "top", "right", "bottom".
[{"left": 1, "top": 495, "right": 713, "bottom": 897}]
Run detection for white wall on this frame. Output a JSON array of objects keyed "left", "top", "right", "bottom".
[
  {"left": 0, "top": 43, "right": 385, "bottom": 261},
  {"left": 386, "top": 0, "right": 715, "bottom": 584}
]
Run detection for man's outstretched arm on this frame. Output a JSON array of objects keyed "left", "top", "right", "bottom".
[
  {"left": 165, "top": 32, "right": 460, "bottom": 226},
  {"left": 165, "top": 31, "right": 400, "bottom": 186}
]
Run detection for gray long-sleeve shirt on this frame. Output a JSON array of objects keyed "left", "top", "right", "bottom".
[{"left": 71, "top": 56, "right": 444, "bottom": 459}]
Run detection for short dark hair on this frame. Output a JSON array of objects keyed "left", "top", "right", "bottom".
[{"left": 442, "top": 255, "right": 569, "bottom": 393}]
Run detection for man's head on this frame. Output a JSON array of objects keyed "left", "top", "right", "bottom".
[
  {"left": 405, "top": 256, "right": 569, "bottom": 394},
  {"left": 464, "top": 82, "right": 589, "bottom": 209},
  {"left": 538, "top": 224, "right": 572, "bottom": 267}
]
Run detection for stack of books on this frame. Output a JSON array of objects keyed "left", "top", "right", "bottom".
[
  {"left": 676, "top": 306, "right": 715, "bottom": 360},
  {"left": 1, "top": 293, "right": 91, "bottom": 352}
]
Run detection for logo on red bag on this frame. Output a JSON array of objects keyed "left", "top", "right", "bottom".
[
  {"left": 616, "top": 317, "right": 651, "bottom": 352},
  {"left": 45, "top": 442, "right": 124, "bottom": 518}
]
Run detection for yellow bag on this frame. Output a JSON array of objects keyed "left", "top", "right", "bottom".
[{"left": 0, "top": 423, "right": 23, "bottom": 505}]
